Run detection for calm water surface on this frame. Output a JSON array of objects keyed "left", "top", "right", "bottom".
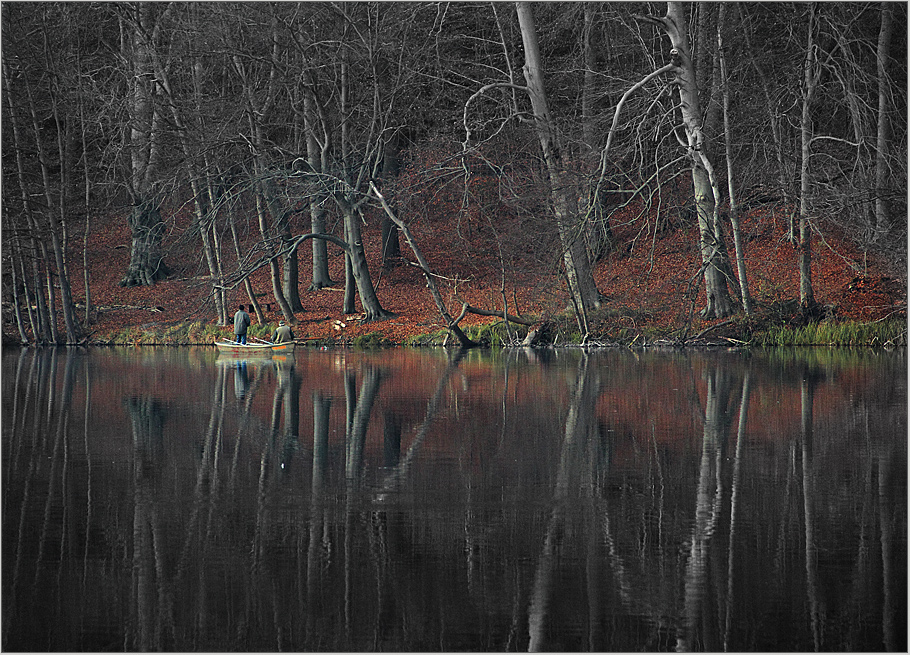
[{"left": 2, "top": 346, "right": 906, "bottom": 652}]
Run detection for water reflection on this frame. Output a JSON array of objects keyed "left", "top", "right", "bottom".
[{"left": 1, "top": 346, "right": 906, "bottom": 652}]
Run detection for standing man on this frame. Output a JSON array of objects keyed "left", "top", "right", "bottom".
[{"left": 233, "top": 304, "right": 251, "bottom": 344}]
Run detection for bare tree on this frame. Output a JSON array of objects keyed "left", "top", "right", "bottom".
[
  {"left": 797, "top": 4, "right": 820, "bottom": 314},
  {"left": 718, "top": 4, "right": 751, "bottom": 314},
  {"left": 874, "top": 2, "right": 894, "bottom": 240},
  {"left": 3, "top": 59, "right": 53, "bottom": 343},
  {"left": 516, "top": 2, "right": 603, "bottom": 334},
  {"left": 117, "top": 4, "right": 170, "bottom": 288},
  {"left": 740, "top": 7, "right": 798, "bottom": 239},
  {"left": 371, "top": 182, "right": 477, "bottom": 348},
  {"left": 298, "top": 76, "right": 333, "bottom": 290},
  {"left": 150, "top": 5, "right": 228, "bottom": 324},
  {"left": 636, "top": 2, "right": 735, "bottom": 318},
  {"left": 228, "top": 9, "right": 296, "bottom": 324},
  {"left": 2, "top": 6, "right": 82, "bottom": 343}
]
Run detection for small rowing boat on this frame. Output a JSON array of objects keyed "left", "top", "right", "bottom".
[{"left": 214, "top": 340, "right": 297, "bottom": 356}]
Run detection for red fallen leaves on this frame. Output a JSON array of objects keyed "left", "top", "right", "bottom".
[
  {"left": 19, "top": 201, "right": 906, "bottom": 345},
  {"left": 835, "top": 275, "right": 906, "bottom": 322}
]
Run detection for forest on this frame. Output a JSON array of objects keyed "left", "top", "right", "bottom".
[{"left": 1, "top": 2, "right": 907, "bottom": 346}]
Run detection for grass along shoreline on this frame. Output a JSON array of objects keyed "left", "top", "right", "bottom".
[{"left": 72, "top": 314, "right": 907, "bottom": 349}]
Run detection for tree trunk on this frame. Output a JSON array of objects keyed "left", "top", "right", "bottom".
[
  {"left": 282, "top": 244, "right": 304, "bottom": 312},
  {"left": 3, "top": 61, "right": 46, "bottom": 342},
  {"left": 798, "top": 4, "right": 818, "bottom": 315},
  {"left": 195, "top": 187, "right": 226, "bottom": 323},
  {"left": 874, "top": 2, "right": 893, "bottom": 240},
  {"left": 697, "top": 3, "right": 723, "bottom": 154},
  {"left": 227, "top": 203, "right": 266, "bottom": 323},
  {"left": 120, "top": 200, "right": 169, "bottom": 287},
  {"left": 338, "top": 54, "right": 357, "bottom": 316},
  {"left": 379, "top": 131, "right": 402, "bottom": 268},
  {"left": 254, "top": 189, "right": 295, "bottom": 324},
  {"left": 80, "top": 86, "right": 93, "bottom": 324},
  {"left": 35, "top": 256, "right": 54, "bottom": 343},
  {"left": 741, "top": 7, "right": 796, "bottom": 240},
  {"left": 233, "top": 30, "right": 295, "bottom": 322},
  {"left": 581, "top": 3, "right": 597, "bottom": 150},
  {"left": 262, "top": 178, "right": 305, "bottom": 313},
  {"left": 308, "top": 198, "right": 333, "bottom": 290},
  {"left": 273, "top": 199, "right": 305, "bottom": 313},
  {"left": 516, "top": 1, "right": 602, "bottom": 331},
  {"left": 371, "top": 182, "right": 477, "bottom": 348},
  {"left": 701, "top": 7, "right": 741, "bottom": 303},
  {"left": 695, "top": 167, "right": 735, "bottom": 319},
  {"left": 120, "top": 4, "right": 168, "bottom": 287},
  {"left": 43, "top": 243, "right": 59, "bottom": 344},
  {"left": 718, "top": 4, "right": 751, "bottom": 314},
  {"left": 340, "top": 200, "right": 392, "bottom": 322},
  {"left": 27, "top": 233, "right": 52, "bottom": 343},
  {"left": 206, "top": 196, "right": 228, "bottom": 326},
  {"left": 303, "top": 91, "right": 333, "bottom": 289},
  {"left": 641, "top": 2, "right": 734, "bottom": 319},
  {"left": 8, "top": 249, "right": 29, "bottom": 343},
  {"left": 328, "top": 43, "right": 390, "bottom": 323},
  {"left": 4, "top": 55, "right": 80, "bottom": 342},
  {"left": 272, "top": 193, "right": 305, "bottom": 314},
  {"left": 46, "top": 221, "right": 79, "bottom": 343},
  {"left": 582, "top": 4, "right": 617, "bottom": 261},
  {"left": 342, "top": 225, "right": 357, "bottom": 315},
  {"left": 42, "top": 54, "right": 81, "bottom": 343},
  {"left": 156, "top": 52, "right": 227, "bottom": 324},
  {"left": 18, "top": 249, "right": 39, "bottom": 341}
]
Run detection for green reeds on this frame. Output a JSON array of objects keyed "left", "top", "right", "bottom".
[
  {"left": 754, "top": 317, "right": 906, "bottom": 346},
  {"left": 463, "top": 321, "right": 522, "bottom": 347}
]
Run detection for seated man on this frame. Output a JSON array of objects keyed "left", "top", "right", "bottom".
[{"left": 272, "top": 320, "right": 295, "bottom": 343}]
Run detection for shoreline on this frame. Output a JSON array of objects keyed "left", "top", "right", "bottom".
[{"left": 5, "top": 315, "right": 905, "bottom": 349}]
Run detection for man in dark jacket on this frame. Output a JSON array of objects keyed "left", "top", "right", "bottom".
[
  {"left": 272, "top": 320, "right": 294, "bottom": 343},
  {"left": 233, "top": 305, "right": 251, "bottom": 344}
]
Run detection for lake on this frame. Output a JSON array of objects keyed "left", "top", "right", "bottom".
[{"left": 2, "top": 346, "right": 906, "bottom": 652}]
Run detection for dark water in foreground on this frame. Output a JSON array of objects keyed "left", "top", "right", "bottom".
[{"left": 2, "top": 346, "right": 906, "bottom": 652}]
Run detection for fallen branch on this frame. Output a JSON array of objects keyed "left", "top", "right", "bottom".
[
  {"left": 863, "top": 307, "right": 907, "bottom": 323},
  {"left": 369, "top": 181, "right": 478, "bottom": 349},
  {"left": 93, "top": 304, "right": 165, "bottom": 312},
  {"left": 521, "top": 328, "right": 540, "bottom": 347},
  {"left": 688, "top": 319, "right": 733, "bottom": 341},
  {"left": 403, "top": 259, "right": 464, "bottom": 282},
  {"left": 456, "top": 300, "right": 536, "bottom": 326}
]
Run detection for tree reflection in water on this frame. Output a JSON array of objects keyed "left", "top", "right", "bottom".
[{"left": 0, "top": 346, "right": 905, "bottom": 652}]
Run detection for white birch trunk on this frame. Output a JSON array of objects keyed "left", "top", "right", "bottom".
[{"left": 516, "top": 2, "right": 601, "bottom": 332}]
